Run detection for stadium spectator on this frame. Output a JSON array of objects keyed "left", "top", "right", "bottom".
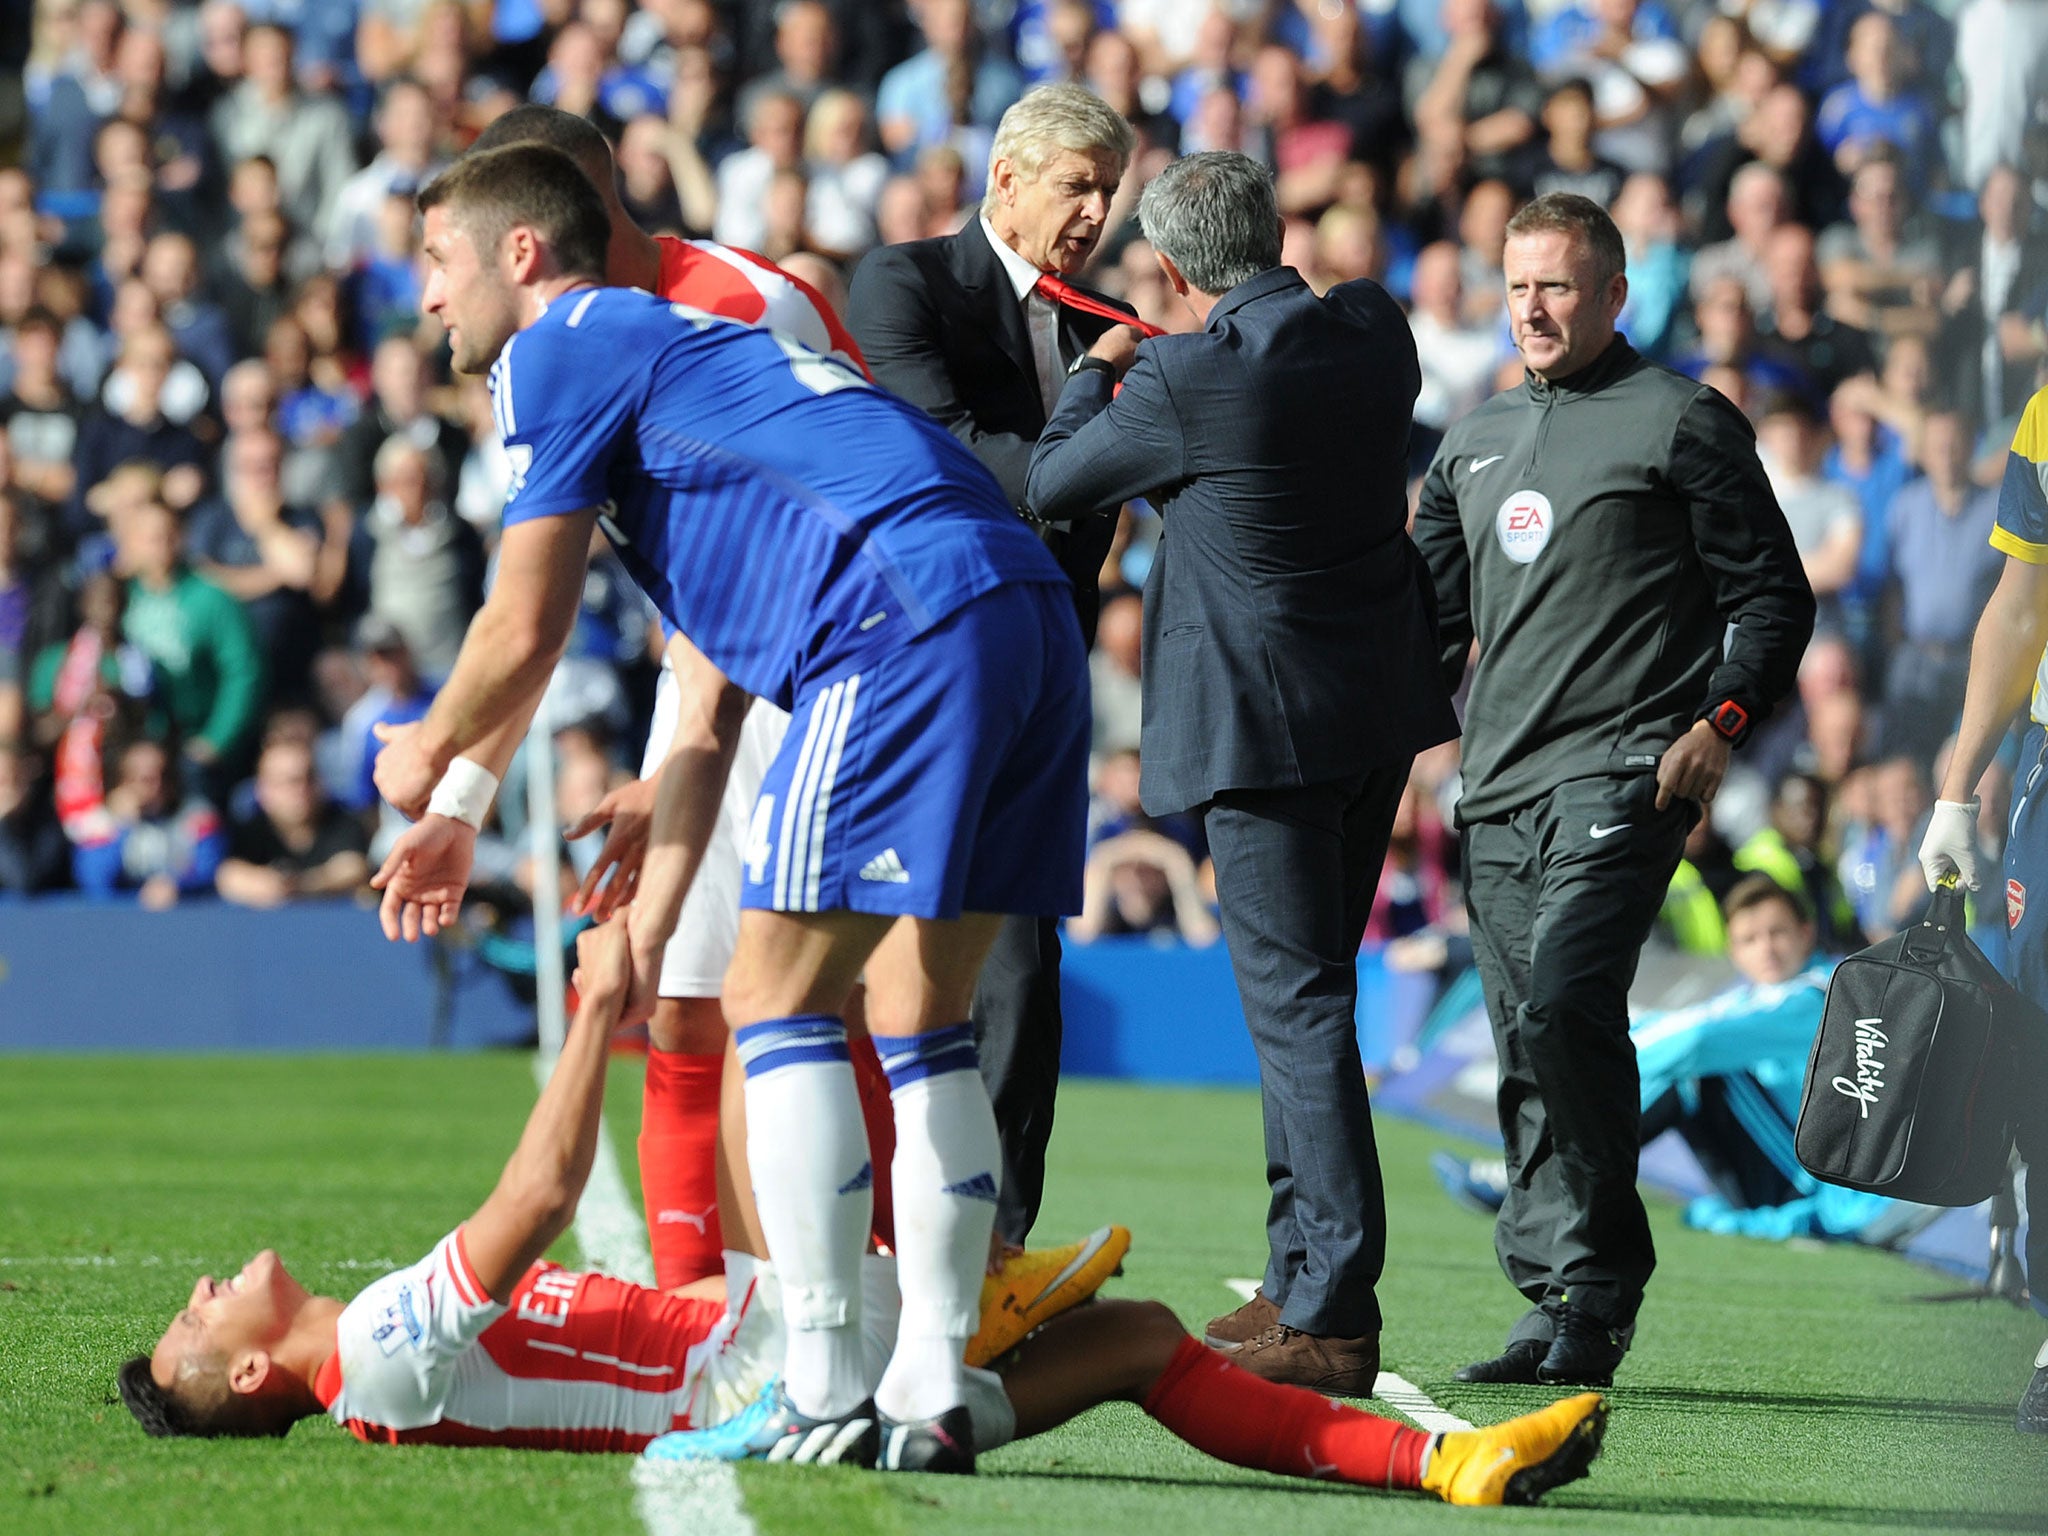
[
  {"left": 735, "top": 0, "right": 840, "bottom": 127},
  {"left": 875, "top": 0, "right": 1023, "bottom": 174},
  {"left": 28, "top": 0, "right": 124, "bottom": 201},
  {"left": 1882, "top": 409, "right": 2005, "bottom": 762},
  {"left": 1690, "top": 163, "right": 1789, "bottom": 319},
  {"left": 802, "top": 91, "right": 889, "bottom": 261},
  {"left": 212, "top": 208, "right": 294, "bottom": 361},
  {"left": 1755, "top": 393, "right": 1863, "bottom": 619},
  {"left": 1950, "top": 0, "right": 2048, "bottom": 192},
  {"left": 1611, "top": 171, "right": 1686, "bottom": 359},
  {"left": 1674, "top": 277, "right": 1808, "bottom": 402},
  {"left": 1814, "top": 12, "right": 1938, "bottom": 183},
  {"left": 353, "top": 435, "right": 483, "bottom": 682},
  {"left": 1937, "top": 165, "right": 2048, "bottom": 431},
  {"left": 334, "top": 616, "right": 432, "bottom": 821},
  {"left": 183, "top": 427, "right": 336, "bottom": 705},
  {"left": 140, "top": 232, "right": 236, "bottom": 392},
  {"left": 1408, "top": 240, "right": 1500, "bottom": 461},
  {"left": 207, "top": 24, "right": 356, "bottom": 243},
  {"left": 68, "top": 324, "right": 207, "bottom": 537},
  {"left": 70, "top": 732, "right": 225, "bottom": 907},
  {"left": 1693, "top": 81, "right": 1843, "bottom": 244},
  {"left": 1088, "top": 590, "right": 1142, "bottom": 758},
  {"left": 0, "top": 738, "right": 66, "bottom": 897},
  {"left": 1817, "top": 149, "right": 1941, "bottom": 341},
  {"left": 1757, "top": 222, "right": 1875, "bottom": 401},
  {"left": 1837, "top": 752, "right": 1930, "bottom": 938},
  {"left": 1082, "top": 27, "right": 1178, "bottom": 159},
  {"left": 713, "top": 89, "right": 806, "bottom": 254},
  {"left": 1245, "top": 44, "right": 1353, "bottom": 218},
  {"left": 1524, "top": 78, "right": 1626, "bottom": 211},
  {"left": 330, "top": 334, "right": 467, "bottom": 522},
  {"left": 1407, "top": 0, "right": 1542, "bottom": 187},
  {"left": 117, "top": 498, "right": 262, "bottom": 786},
  {"left": 215, "top": 733, "right": 369, "bottom": 908},
  {"left": 324, "top": 76, "right": 447, "bottom": 273},
  {"left": 2, "top": 307, "right": 84, "bottom": 517}
]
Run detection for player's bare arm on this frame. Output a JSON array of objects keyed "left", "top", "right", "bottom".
[
  {"left": 623, "top": 642, "right": 752, "bottom": 1023},
  {"left": 1923, "top": 553, "right": 2048, "bottom": 888},
  {"left": 463, "top": 919, "right": 636, "bottom": 1301},
  {"left": 373, "top": 507, "right": 599, "bottom": 819},
  {"left": 567, "top": 633, "right": 731, "bottom": 922}
]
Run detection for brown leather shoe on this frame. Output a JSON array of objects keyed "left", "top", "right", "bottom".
[
  {"left": 1232, "top": 1324, "right": 1380, "bottom": 1397},
  {"left": 1203, "top": 1291, "right": 1280, "bottom": 1350}
]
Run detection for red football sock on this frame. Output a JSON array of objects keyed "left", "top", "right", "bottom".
[
  {"left": 1142, "top": 1337, "right": 1429, "bottom": 1491},
  {"left": 640, "top": 1049, "right": 726, "bottom": 1290},
  {"left": 849, "top": 1032, "right": 897, "bottom": 1252}
]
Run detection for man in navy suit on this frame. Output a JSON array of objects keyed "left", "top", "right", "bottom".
[{"left": 1027, "top": 151, "right": 1459, "bottom": 1395}]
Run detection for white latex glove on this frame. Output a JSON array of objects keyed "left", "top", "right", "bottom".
[{"left": 1917, "top": 798, "right": 1982, "bottom": 891}]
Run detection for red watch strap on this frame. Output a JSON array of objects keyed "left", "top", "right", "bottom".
[{"left": 1708, "top": 700, "right": 1749, "bottom": 740}]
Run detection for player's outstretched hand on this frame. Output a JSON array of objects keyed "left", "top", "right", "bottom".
[
  {"left": 371, "top": 814, "right": 478, "bottom": 942},
  {"left": 1655, "top": 719, "right": 1731, "bottom": 811},
  {"left": 1917, "top": 799, "right": 1981, "bottom": 891},
  {"left": 372, "top": 719, "right": 439, "bottom": 821},
  {"left": 564, "top": 776, "right": 657, "bottom": 920},
  {"left": 571, "top": 917, "right": 633, "bottom": 1008}
]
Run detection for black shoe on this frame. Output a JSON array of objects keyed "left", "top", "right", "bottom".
[
  {"left": 1537, "top": 1305, "right": 1628, "bottom": 1387},
  {"left": 878, "top": 1404, "right": 976, "bottom": 1473},
  {"left": 2020, "top": 1355, "right": 2048, "bottom": 1435},
  {"left": 1453, "top": 1339, "right": 1548, "bottom": 1384}
]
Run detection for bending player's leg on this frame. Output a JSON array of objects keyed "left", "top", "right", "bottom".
[
  {"left": 1001, "top": 1300, "right": 1607, "bottom": 1506},
  {"left": 724, "top": 906, "right": 892, "bottom": 1421},
  {"left": 643, "top": 997, "right": 727, "bottom": 1290},
  {"left": 861, "top": 913, "right": 1006, "bottom": 1428}
]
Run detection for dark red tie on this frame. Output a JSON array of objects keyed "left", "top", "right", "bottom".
[{"left": 1034, "top": 272, "right": 1164, "bottom": 338}]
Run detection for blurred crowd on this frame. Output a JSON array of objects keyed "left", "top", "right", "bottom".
[{"left": 0, "top": 0, "right": 2041, "bottom": 972}]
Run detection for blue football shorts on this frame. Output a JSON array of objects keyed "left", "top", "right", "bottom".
[{"left": 740, "top": 579, "right": 1087, "bottom": 922}]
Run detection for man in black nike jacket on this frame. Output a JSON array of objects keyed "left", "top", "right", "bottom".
[{"left": 1413, "top": 193, "right": 1815, "bottom": 1388}]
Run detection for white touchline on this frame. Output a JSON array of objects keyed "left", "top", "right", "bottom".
[
  {"left": 532, "top": 1055, "right": 757, "bottom": 1536},
  {"left": 1221, "top": 1280, "right": 1473, "bottom": 1435}
]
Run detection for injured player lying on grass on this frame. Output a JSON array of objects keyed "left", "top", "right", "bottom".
[{"left": 118, "top": 919, "right": 1606, "bottom": 1506}]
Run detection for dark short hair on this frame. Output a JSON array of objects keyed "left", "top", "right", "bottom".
[
  {"left": 417, "top": 144, "right": 609, "bottom": 281},
  {"left": 1722, "top": 873, "right": 1811, "bottom": 927},
  {"left": 469, "top": 103, "right": 615, "bottom": 188},
  {"left": 1505, "top": 192, "right": 1627, "bottom": 288}
]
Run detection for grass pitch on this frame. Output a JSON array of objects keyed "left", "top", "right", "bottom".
[{"left": 2, "top": 1053, "right": 2043, "bottom": 1534}]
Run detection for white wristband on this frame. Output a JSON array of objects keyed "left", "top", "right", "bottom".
[{"left": 426, "top": 757, "right": 499, "bottom": 830}]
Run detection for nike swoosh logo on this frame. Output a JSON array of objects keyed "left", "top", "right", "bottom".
[
  {"left": 1589, "top": 823, "right": 1631, "bottom": 839},
  {"left": 1468, "top": 455, "right": 1505, "bottom": 473},
  {"left": 1486, "top": 1446, "right": 1518, "bottom": 1477},
  {"left": 1026, "top": 1240, "right": 1103, "bottom": 1310}
]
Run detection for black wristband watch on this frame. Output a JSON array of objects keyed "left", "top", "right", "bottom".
[
  {"left": 1067, "top": 354, "right": 1115, "bottom": 381},
  {"left": 1701, "top": 699, "right": 1752, "bottom": 746}
]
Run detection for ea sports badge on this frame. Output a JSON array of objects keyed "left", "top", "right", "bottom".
[
  {"left": 2009, "top": 878, "right": 2026, "bottom": 931},
  {"left": 1496, "top": 490, "right": 1554, "bottom": 564}
]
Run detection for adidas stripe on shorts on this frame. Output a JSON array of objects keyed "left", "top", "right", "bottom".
[{"left": 739, "top": 580, "right": 1088, "bottom": 923}]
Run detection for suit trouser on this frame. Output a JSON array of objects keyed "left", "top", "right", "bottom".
[
  {"left": 971, "top": 913, "right": 1064, "bottom": 1245},
  {"left": 1204, "top": 762, "right": 1410, "bottom": 1337},
  {"left": 1461, "top": 773, "right": 1692, "bottom": 1341}
]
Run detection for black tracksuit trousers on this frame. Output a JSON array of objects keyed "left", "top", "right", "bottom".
[{"left": 1460, "top": 772, "right": 1693, "bottom": 1342}]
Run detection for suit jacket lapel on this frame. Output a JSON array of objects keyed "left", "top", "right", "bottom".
[{"left": 945, "top": 225, "right": 1037, "bottom": 394}]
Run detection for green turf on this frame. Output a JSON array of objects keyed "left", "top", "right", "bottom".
[{"left": 2, "top": 1056, "right": 2043, "bottom": 1534}]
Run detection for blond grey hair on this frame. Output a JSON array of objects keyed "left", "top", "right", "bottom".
[{"left": 981, "top": 83, "right": 1134, "bottom": 213}]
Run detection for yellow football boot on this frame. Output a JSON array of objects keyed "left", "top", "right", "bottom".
[
  {"left": 1421, "top": 1392, "right": 1607, "bottom": 1506},
  {"left": 965, "top": 1224, "right": 1131, "bottom": 1367}
]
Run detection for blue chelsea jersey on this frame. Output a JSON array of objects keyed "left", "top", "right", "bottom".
[{"left": 489, "top": 287, "right": 1060, "bottom": 706}]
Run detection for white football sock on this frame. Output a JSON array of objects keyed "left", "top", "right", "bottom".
[
  {"left": 736, "top": 1015, "right": 873, "bottom": 1420},
  {"left": 872, "top": 1027, "right": 1000, "bottom": 1424}
]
